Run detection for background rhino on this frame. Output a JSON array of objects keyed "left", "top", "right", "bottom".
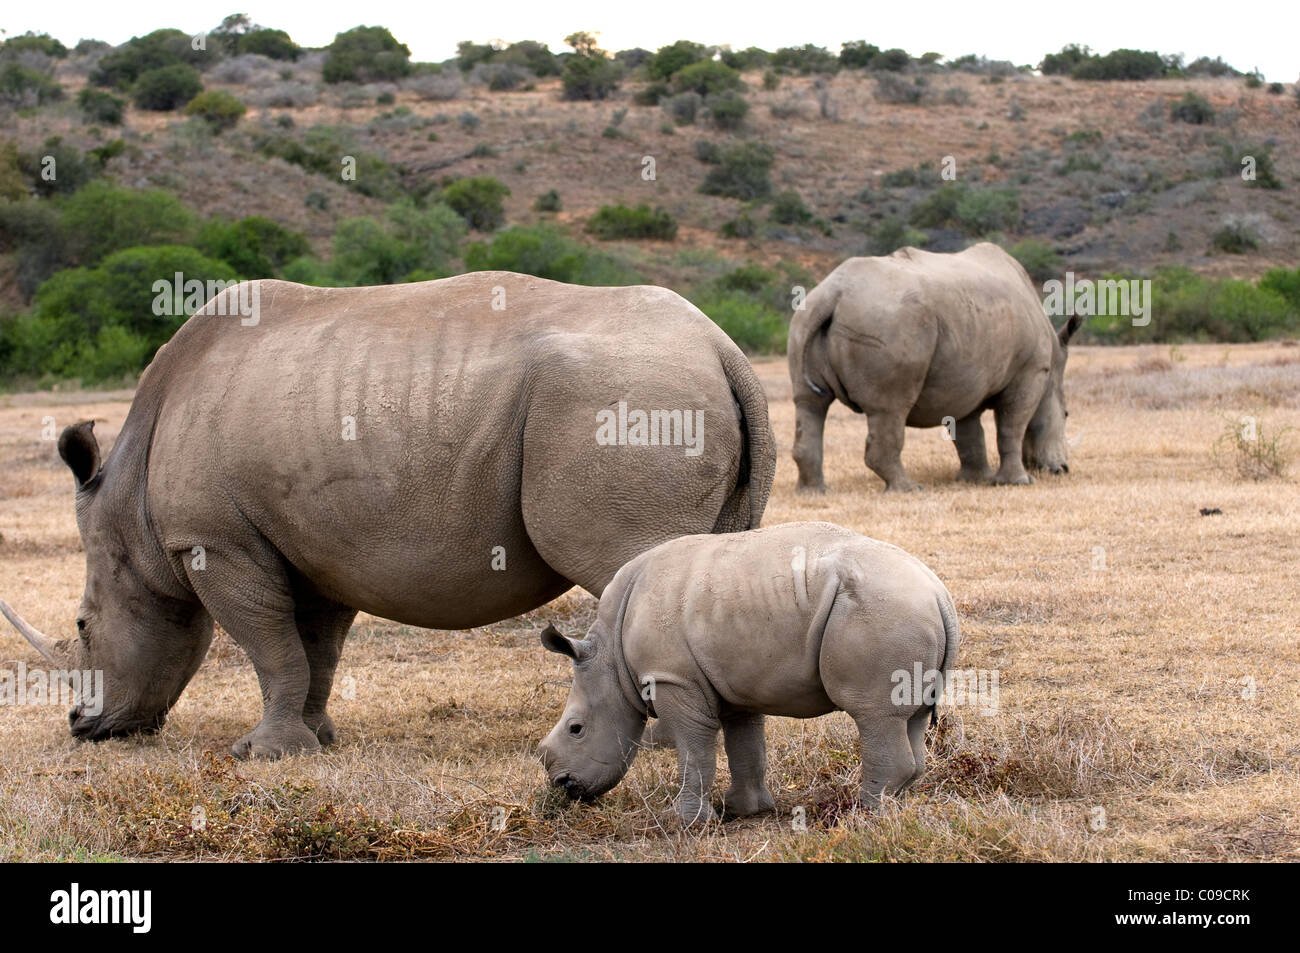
[
  {"left": 538, "top": 522, "right": 960, "bottom": 825},
  {"left": 0, "top": 273, "right": 774, "bottom": 759},
  {"left": 788, "top": 243, "right": 1082, "bottom": 492}
]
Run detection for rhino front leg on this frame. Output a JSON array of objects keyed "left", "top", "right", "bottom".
[
  {"left": 991, "top": 373, "right": 1044, "bottom": 485},
  {"left": 792, "top": 393, "right": 833, "bottom": 492},
  {"left": 655, "top": 685, "right": 721, "bottom": 825},
  {"left": 293, "top": 589, "right": 357, "bottom": 747},
  {"left": 865, "top": 411, "right": 920, "bottom": 492},
  {"left": 953, "top": 411, "right": 995, "bottom": 483},
  {"left": 720, "top": 710, "right": 775, "bottom": 817},
  {"left": 186, "top": 547, "right": 321, "bottom": 759}
]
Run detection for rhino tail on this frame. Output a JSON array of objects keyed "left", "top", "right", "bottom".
[
  {"left": 786, "top": 277, "right": 841, "bottom": 402},
  {"left": 710, "top": 340, "right": 776, "bottom": 534},
  {"left": 931, "top": 587, "right": 962, "bottom": 728}
]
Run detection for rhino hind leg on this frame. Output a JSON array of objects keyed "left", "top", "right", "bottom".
[
  {"left": 185, "top": 544, "right": 322, "bottom": 760},
  {"left": 792, "top": 394, "right": 833, "bottom": 492},
  {"left": 864, "top": 411, "right": 921, "bottom": 492},
  {"left": 719, "top": 711, "right": 775, "bottom": 818},
  {"left": 291, "top": 583, "right": 357, "bottom": 747},
  {"left": 953, "top": 411, "right": 995, "bottom": 484},
  {"left": 852, "top": 714, "right": 921, "bottom": 808}
]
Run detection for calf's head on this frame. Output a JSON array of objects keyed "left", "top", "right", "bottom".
[
  {"left": 1023, "top": 314, "right": 1082, "bottom": 474},
  {"left": 537, "top": 622, "right": 645, "bottom": 801},
  {"left": 0, "top": 422, "right": 212, "bottom": 741}
]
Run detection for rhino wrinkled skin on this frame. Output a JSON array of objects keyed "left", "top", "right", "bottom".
[
  {"left": 0, "top": 273, "right": 775, "bottom": 759},
  {"left": 788, "top": 243, "right": 1082, "bottom": 492},
  {"left": 538, "top": 522, "right": 960, "bottom": 825}
]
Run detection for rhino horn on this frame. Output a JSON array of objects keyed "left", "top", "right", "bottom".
[{"left": 0, "top": 599, "right": 74, "bottom": 667}]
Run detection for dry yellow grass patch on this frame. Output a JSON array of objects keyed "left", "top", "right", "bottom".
[{"left": 1, "top": 343, "right": 1297, "bottom": 861}]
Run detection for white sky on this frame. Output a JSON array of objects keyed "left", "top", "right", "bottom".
[{"left": 4, "top": 0, "right": 1294, "bottom": 81}]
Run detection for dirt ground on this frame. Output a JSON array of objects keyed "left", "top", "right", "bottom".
[{"left": 1, "top": 342, "right": 1297, "bottom": 861}]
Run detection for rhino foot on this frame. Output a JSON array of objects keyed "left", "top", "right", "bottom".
[
  {"left": 720, "top": 785, "right": 776, "bottom": 818},
  {"left": 671, "top": 801, "right": 719, "bottom": 828},
  {"left": 307, "top": 713, "right": 337, "bottom": 747},
  {"left": 883, "top": 479, "right": 923, "bottom": 493},
  {"left": 794, "top": 481, "right": 828, "bottom": 495},
  {"left": 956, "top": 468, "right": 995, "bottom": 485},
  {"left": 232, "top": 721, "right": 322, "bottom": 760},
  {"left": 992, "top": 471, "right": 1034, "bottom": 486}
]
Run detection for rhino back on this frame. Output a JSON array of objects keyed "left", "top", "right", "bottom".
[
  {"left": 810, "top": 245, "right": 1053, "bottom": 424},
  {"left": 137, "top": 274, "right": 746, "bottom": 627}
]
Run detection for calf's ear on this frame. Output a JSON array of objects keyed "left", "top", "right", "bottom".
[
  {"left": 58, "top": 421, "right": 101, "bottom": 488},
  {"left": 541, "top": 623, "right": 590, "bottom": 662},
  {"left": 1058, "top": 314, "right": 1083, "bottom": 347}
]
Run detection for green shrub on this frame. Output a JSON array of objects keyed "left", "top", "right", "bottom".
[
  {"left": 909, "top": 183, "right": 1019, "bottom": 233},
  {"left": 330, "top": 203, "right": 465, "bottom": 285},
  {"left": 585, "top": 204, "right": 678, "bottom": 240},
  {"left": 662, "top": 91, "right": 702, "bottom": 125},
  {"left": 1170, "top": 92, "right": 1214, "bottom": 124},
  {"left": 865, "top": 216, "right": 926, "bottom": 255},
  {"left": 18, "top": 136, "right": 101, "bottom": 197},
  {"left": 1258, "top": 267, "right": 1300, "bottom": 311},
  {"left": 721, "top": 47, "right": 770, "bottom": 71},
  {"left": 770, "top": 45, "right": 839, "bottom": 75},
  {"left": 132, "top": 64, "right": 202, "bottom": 110},
  {"left": 720, "top": 215, "right": 757, "bottom": 238},
  {"left": 442, "top": 176, "right": 511, "bottom": 231},
  {"left": 322, "top": 26, "right": 412, "bottom": 83},
  {"left": 2, "top": 32, "right": 68, "bottom": 58},
  {"left": 1039, "top": 44, "right": 1091, "bottom": 75},
  {"left": 90, "top": 29, "right": 207, "bottom": 89},
  {"left": 769, "top": 190, "right": 813, "bottom": 225},
  {"left": 463, "top": 224, "right": 638, "bottom": 285},
  {"left": 874, "top": 72, "right": 926, "bottom": 104},
  {"left": 1221, "top": 144, "right": 1282, "bottom": 189},
  {"left": 1071, "top": 49, "right": 1164, "bottom": 80},
  {"left": 1115, "top": 267, "right": 1298, "bottom": 342},
  {"left": 6, "top": 245, "right": 238, "bottom": 381},
  {"left": 237, "top": 29, "right": 300, "bottom": 61},
  {"left": 840, "top": 41, "right": 882, "bottom": 69},
  {"left": 705, "top": 91, "right": 749, "bottom": 129},
  {"left": 672, "top": 60, "right": 743, "bottom": 96},
  {"left": 690, "top": 292, "right": 786, "bottom": 353},
  {"left": 1210, "top": 220, "right": 1260, "bottom": 253},
  {"left": 185, "top": 90, "right": 247, "bottom": 131},
  {"left": 196, "top": 216, "right": 310, "bottom": 278},
  {"left": 694, "top": 139, "right": 722, "bottom": 164},
  {"left": 562, "top": 52, "right": 621, "bottom": 100},
  {"left": 77, "top": 88, "right": 125, "bottom": 124},
  {"left": 58, "top": 180, "right": 197, "bottom": 262},
  {"left": 868, "top": 48, "right": 911, "bottom": 72},
  {"left": 533, "top": 190, "right": 562, "bottom": 212},
  {"left": 1008, "top": 239, "right": 1062, "bottom": 282},
  {"left": 646, "top": 41, "right": 708, "bottom": 82},
  {"left": 0, "top": 61, "right": 64, "bottom": 106},
  {"left": 700, "top": 142, "right": 774, "bottom": 200}
]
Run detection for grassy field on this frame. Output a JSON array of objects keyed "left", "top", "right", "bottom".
[{"left": 1, "top": 342, "right": 1297, "bottom": 861}]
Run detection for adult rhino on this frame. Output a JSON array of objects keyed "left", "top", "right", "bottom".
[
  {"left": 0, "top": 273, "right": 774, "bottom": 759},
  {"left": 788, "top": 243, "right": 1081, "bottom": 492}
]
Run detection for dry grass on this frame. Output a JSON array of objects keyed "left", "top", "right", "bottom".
[{"left": 2, "top": 342, "right": 1299, "bottom": 861}]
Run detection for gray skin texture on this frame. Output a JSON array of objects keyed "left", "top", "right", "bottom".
[
  {"left": 788, "top": 243, "right": 1082, "bottom": 493},
  {"left": 537, "top": 521, "right": 960, "bottom": 825},
  {"left": 1, "top": 273, "right": 774, "bottom": 759}
]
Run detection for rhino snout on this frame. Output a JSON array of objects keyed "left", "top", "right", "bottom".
[{"left": 69, "top": 706, "right": 165, "bottom": 741}]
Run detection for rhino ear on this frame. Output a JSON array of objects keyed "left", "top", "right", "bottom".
[
  {"left": 541, "top": 623, "right": 589, "bottom": 662},
  {"left": 58, "top": 421, "right": 101, "bottom": 488},
  {"left": 1058, "top": 314, "right": 1084, "bottom": 347}
]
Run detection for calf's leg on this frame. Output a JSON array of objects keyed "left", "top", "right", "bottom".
[
  {"left": 654, "top": 685, "right": 721, "bottom": 825},
  {"left": 852, "top": 715, "right": 919, "bottom": 807},
  {"left": 720, "top": 711, "right": 775, "bottom": 817}
]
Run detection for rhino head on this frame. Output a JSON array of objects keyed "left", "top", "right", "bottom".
[
  {"left": 537, "top": 622, "right": 645, "bottom": 801},
  {"left": 0, "top": 422, "right": 212, "bottom": 741},
  {"left": 1023, "top": 314, "right": 1082, "bottom": 474}
]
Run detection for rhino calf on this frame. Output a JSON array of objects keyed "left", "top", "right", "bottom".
[{"left": 537, "top": 522, "right": 960, "bottom": 825}]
